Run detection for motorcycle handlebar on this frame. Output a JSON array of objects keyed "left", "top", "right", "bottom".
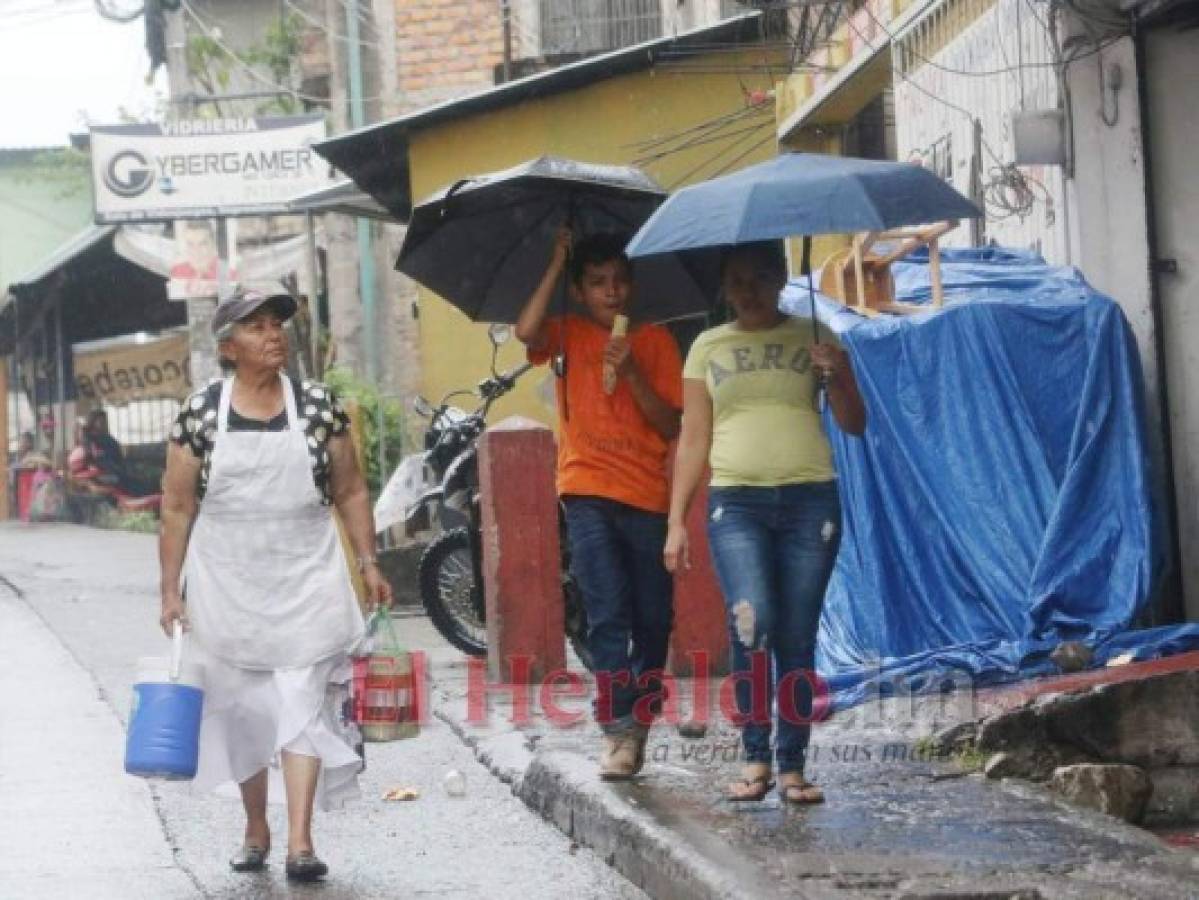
[{"left": 501, "top": 362, "right": 533, "bottom": 383}]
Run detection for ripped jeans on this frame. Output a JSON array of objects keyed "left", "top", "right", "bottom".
[{"left": 707, "top": 482, "right": 841, "bottom": 775}]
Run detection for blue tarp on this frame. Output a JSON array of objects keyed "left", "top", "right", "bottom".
[{"left": 779, "top": 247, "right": 1199, "bottom": 709}]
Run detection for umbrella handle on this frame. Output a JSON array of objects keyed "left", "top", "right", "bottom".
[
  {"left": 801, "top": 235, "right": 820, "bottom": 347},
  {"left": 801, "top": 236, "right": 830, "bottom": 407},
  {"left": 439, "top": 179, "right": 473, "bottom": 220}
]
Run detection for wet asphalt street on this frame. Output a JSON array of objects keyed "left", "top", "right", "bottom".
[{"left": 0, "top": 523, "right": 648, "bottom": 900}]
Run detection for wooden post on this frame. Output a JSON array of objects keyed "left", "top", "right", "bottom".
[
  {"left": 852, "top": 234, "right": 867, "bottom": 312},
  {"left": 929, "top": 237, "right": 945, "bottom": 308}
]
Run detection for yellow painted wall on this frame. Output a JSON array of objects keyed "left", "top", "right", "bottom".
[{"left": 406, "top": 49, "right": 786, "bottom": 426}]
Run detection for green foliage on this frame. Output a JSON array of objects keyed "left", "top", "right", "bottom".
[
  {"left": 185, "top": 34, "right": 232, "bottom": 96},
  {"left": 184, "top": 13, "right": 305, "bottom": 116},
  {"left": 323, "top": 367, "right": 407, "bottom": 497},
  {"left": 96, "top": 508, "right": 160, "bottom": 535},
  {"left": 13, "top": 149, "right": 90, "bottom": 200}
]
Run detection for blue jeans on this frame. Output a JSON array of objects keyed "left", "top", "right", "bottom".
[
  {"left": 707, "top": 482, "right": 842, "bottom": 774},
  {"left": 563, "top": 496, "right": 674, "bottom": 734}
]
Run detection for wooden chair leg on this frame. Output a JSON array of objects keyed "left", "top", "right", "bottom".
[{"left": 929, "top": 237, "right": 944, "bottom": 308}]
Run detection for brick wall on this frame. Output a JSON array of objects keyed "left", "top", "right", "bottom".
[{"left": 395, "top": 0, "right": 513, "bottom": 110}]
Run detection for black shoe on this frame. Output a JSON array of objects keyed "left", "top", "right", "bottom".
[
  {"left": 229, "top": 844, "right": 269, "bottom": 872},
  {"left": 286, "top": 852, "right": 329, "bottom": 882}
]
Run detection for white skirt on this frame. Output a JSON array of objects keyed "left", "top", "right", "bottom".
[{"left": 191, "top": 649, "right": 363, "bottom": 811}]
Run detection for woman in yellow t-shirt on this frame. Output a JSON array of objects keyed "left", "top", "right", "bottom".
[{"left": 665, "top": 240, "right": 867, "bottom": 804}]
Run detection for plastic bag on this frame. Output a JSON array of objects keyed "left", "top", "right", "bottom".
[
  {"left": 373, "top": 452, "right": 433, "bottom": 535},
  {"left": 352, "top": 611, "right": 420, "bottom": 742},
  {"left": 28, "top": 472, "right": 68, "bottom": 522}
]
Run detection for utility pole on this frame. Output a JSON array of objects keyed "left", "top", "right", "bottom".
[
  {"left": 345, "top": 0, "right": 386, "bottom": 481},
  {"left": 501, "top": 0, "right": 513, "bottom": 83}
]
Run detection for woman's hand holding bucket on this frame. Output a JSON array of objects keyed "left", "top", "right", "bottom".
[{"left": 160, "top": 585, "right": 189, "bottom": 638}]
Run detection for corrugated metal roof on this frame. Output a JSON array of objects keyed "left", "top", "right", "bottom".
[
  {"left": 1122, "top": 0, "right": 1199, "bottom": 25},
  {"left": 2, "top": 224, "right": 116, "bottom": 300},
  {"left": 313, "top": 13, "right": 766, "bottom": 219},
  {"left": 287, "top": 179, "right": 395, "bottom": 221}
]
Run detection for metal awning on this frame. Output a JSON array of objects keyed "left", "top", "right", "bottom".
[
  {"left": 287, "top": 180, "right": 396, "bottom": 222},
  {"left": 777, "top": 38, "right": 893, "bottom": 142},
  {"left": 0, "top": 224, "right": 181, "bottom": 356},
  {"left": 2, "top": 224, "right": 116, "bottom": 305},
  {"left": 1122, "top": 0, "right": 1199, "bottom": 26}
]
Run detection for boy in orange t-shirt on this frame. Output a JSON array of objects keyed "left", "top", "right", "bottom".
[{"left": 516, "top": 229, "right": 682, "bottom": 780}]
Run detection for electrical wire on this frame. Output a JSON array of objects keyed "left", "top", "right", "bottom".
[
  {"left": 705, "top": 130, "right": 777, "bottom": 181},
  {"left": 624, "top": 102, "right": 770, "bottom": 151},
  {"left": 862, "top": 1, "right": 1127, "bottom": 78},
  {"left": 93, "top": 0, "right": 142, "bottom": 23},
  {"left": 180, "top": 0, "right": 392, "bottom": 105},
  {"left": 632, "top": 116, "right": 773, "bottom": 168},
  {"left": 281, "top": 0, "right": 383, "bottom": 50},
  {"left": 983, "top": 162, "right": 1054, "bottom": 220},
  {"left": 665, "top": 122, "right": 775, "bottom": 189},
  {"left": 328, "top": 0, "right": 381, "bottom": 39}
]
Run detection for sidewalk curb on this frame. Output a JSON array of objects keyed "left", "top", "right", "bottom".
[{"left": 433, "top": 695, "right": 765, "bottom": 900}]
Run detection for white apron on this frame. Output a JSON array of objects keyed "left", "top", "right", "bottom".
[{"left": 185, "top": 373, "right": 364, "bottom": 670}]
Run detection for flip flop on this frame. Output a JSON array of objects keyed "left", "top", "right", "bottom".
[
  {"left": 726, "top": 774, "right": 775, "bottom": 802},
  {"left": 285, "top": 851, "right": 329, "bottom": 882},
  {"left": 229, "top": 843, "right": 270, "bottom": 872},
  {"left": 779, "top": 779, "right": 825, "bottom": 804}
]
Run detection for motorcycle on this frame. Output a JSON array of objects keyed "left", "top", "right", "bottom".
[{"left": 376, "top": 324, "right": 592, "bottom": 669}]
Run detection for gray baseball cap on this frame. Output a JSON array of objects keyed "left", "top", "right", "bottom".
[{"left": 211, "top": 283, "right": 298, "bottom": 338}]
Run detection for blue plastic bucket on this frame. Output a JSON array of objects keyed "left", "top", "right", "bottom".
[{"left": 124, "top": 625, "right": 205, "bottom": 780}]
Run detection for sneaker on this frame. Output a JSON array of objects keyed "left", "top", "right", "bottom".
[{"left": 599, "top": 733, "right": 639, "bottom": 781}]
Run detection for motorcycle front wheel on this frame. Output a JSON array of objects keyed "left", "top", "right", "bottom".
[{"left": 419, "top": 527, "right": 487, "bottom": 657}]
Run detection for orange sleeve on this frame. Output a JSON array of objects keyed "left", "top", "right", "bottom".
[
  {"left": 527, "top": 318, "right": 565, "bottom": 366},
  {"left": 647, "top": 327, "right": 683, "bottom": 410}
]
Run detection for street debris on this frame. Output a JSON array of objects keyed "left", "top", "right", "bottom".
[{"left": 382, "top": 786, "right": 420, "bottom": 802}]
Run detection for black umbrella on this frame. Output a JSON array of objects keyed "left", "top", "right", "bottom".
[{"left": 395, "top": 156, "right": 710, "bottom": 324}]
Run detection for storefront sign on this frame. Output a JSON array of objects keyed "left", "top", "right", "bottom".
[
  {"left": 90, "top": 116, "right": 335, "bottom": 222},
  {"left": 74, "top": 333, "right": 192, "bottom": 405}
]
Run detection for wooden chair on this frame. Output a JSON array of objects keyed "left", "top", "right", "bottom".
[{"left": 818, "top": 220, "right": 958, "bottom": 316}]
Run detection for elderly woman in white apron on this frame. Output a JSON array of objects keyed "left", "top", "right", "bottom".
[{"left": 158, "top": 284, "right": 392, "bottom": 883}]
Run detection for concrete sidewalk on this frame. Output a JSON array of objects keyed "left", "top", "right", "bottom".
[
  {"left": 0, "top": 578, "right": 197, "bottom": 899},
  {"left": 0, "top": 523, "right": 650, "bottom": 899},
  {"left": 431, "top": 654, "right": 1199, "bottom": 899}
]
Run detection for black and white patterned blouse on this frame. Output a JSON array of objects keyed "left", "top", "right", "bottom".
[{"left": 170, "top": 379, "right": 351, "bottom": 505}]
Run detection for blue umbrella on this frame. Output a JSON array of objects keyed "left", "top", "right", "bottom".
[{"left": 625, "top": 152, "right": 983, "bottom": 332}]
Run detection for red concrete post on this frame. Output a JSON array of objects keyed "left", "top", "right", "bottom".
[
  {"left": 0, "top": 357, "right": 8, "bottom": 520},
  {"left": 477, "top": 416, "right": 566, "bottom": 684},
  {"left": 669, "top": 471, "right": 729, "bottom": 680}
]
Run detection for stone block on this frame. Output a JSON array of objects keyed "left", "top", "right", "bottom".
[
  {"left": 1040, "top": 670, "right": 1199, "bottom": 768},
  {"left": 1144, "top": 766, "right": 1199, "bottom": 827},
  {"left": 1048, "top": 763, "right": 1153, "bottom": 824}
]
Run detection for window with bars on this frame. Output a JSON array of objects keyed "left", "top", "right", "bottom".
[{"left": 538, "top": 0, "right": 663, "bottom": 56}]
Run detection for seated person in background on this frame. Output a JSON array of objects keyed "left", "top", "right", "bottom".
[
  {"left": 71, "top": 411, "right": 160, "bottom": 508},
  {"left": 16, "top": 431, "right": 43, "bottom": 468}
]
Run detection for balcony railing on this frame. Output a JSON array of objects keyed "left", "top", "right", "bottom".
[{"left": 539, "top": 0, "right": 663, "bottom": 56}]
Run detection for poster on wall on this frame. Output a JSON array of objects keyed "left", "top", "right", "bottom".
[
  {"left": 90, "top": 116, "right": 336, "bottom": 223},
  {"left": 167, "top": 218, "right": 239, "bottom": 300},
  {"left": 74, "top": 332, "right": 192, "bottom": 407}
]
